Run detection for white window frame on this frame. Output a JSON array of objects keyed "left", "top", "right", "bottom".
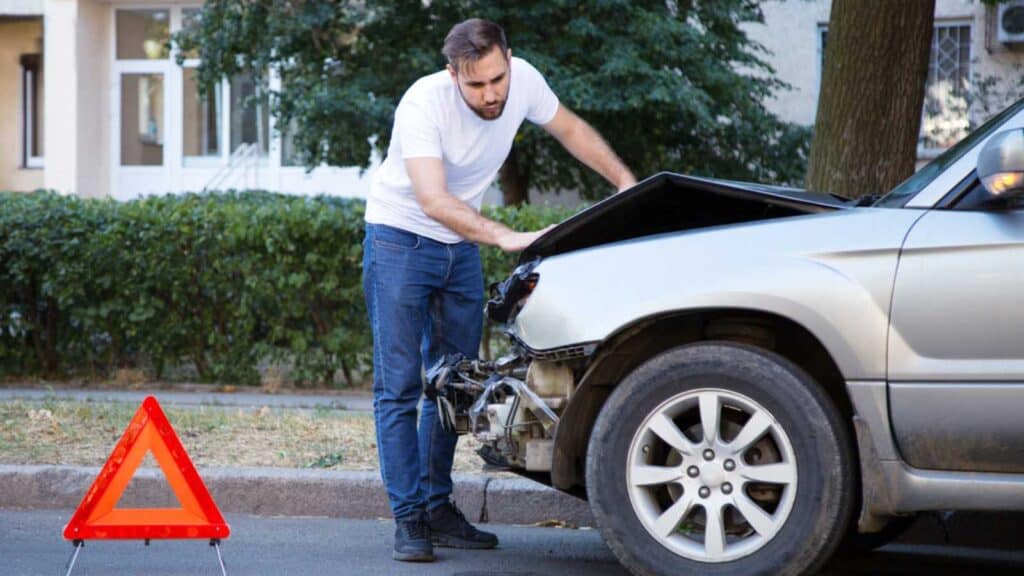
[
  {"left": 21, "top": 55, "right": 43, "bottom": 168},
  {"left": 177, "top": 5, "right": 238, "bottom": 169},
  {"left": 111, "top": 5, "right": 173, "bottom": 175},
  {"left": 110, "top": 4, "right": 282, "bottom": 199},
  {"left": 173, "top": 5, "right": 275, "bottom": 170}
]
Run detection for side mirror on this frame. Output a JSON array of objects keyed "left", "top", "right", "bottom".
[{"left": 978, "top": 129, "right": 1024, "bottom": 199}]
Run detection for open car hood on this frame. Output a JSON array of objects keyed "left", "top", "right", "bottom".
[{"left": 520, "top": 172, "right": 849, "bottom": 263}]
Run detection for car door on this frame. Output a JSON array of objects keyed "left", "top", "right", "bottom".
[{"left": 888, "top": 182, "right": 1024, "bottom": 473}]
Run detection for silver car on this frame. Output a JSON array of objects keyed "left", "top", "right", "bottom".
[{"left": 425, "top": 98, "right": 1024, "bottom": 576}]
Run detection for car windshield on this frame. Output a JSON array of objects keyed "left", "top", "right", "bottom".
[{"left": 874, "top": 97, "right": 1024, "bottom": 208}]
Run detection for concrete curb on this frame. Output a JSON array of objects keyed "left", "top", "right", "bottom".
[
  {"left": 4, "top": 465, "right": 1024, "bottom": 550},
  {"left": 0, "top": 464, "right": 593, "bottom": 527}
]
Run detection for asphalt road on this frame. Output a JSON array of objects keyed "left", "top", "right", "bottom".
[{"left": 4, "top": 510, "right": 1024, "bottom": 576}]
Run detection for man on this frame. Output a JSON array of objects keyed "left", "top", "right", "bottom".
[{"left": 363, "top": 18, "right": 636, "bottom": 562}]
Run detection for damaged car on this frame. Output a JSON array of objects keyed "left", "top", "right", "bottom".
[{"left": 426, "top": 97, "right": 1024, "bottom": 576}]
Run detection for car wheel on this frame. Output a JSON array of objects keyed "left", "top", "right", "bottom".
[{"left": 586, "top": 341, "right": 854, "bottom": 576}]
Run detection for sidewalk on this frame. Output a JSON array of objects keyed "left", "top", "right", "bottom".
[{"left": 0, "top": 386, "right": 374, "bottom": 412}]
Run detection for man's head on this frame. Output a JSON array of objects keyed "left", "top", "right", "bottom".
[{"left": 443, "top": 19, "right": 511, "bottom": 121}]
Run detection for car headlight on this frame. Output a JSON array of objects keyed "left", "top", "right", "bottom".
[{"left": 485, "top": 259, "right": 541, "bottom": 324}]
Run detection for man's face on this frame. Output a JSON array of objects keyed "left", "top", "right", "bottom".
[{"left": 448, "top": 47, "right": 512, "bottom": 121}]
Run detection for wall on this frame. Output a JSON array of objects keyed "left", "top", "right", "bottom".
[
  {"left": 744, "top": 0, "right": 831, "bottom": 127},
  {"left": 76, "top": 0, "right": 109, "bottom": 199},
  {"left": 0, "top": 18, "right": 44, "bottom": 191},
  {"left": 748, "top": 0, "right": 1024, "bottom": 131},
  {"left": 0, "top": 0, "right": 44, "bottom": 15},
  {"left": 42, "top": 0, "right": 75, "bottom": 194}
]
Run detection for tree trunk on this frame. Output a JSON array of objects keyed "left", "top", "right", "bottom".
[
  {"left": 499, "top": 146, "right": 531, "bottom": 206},
  {"left": 44, "top": 297, "right": 59, "bottom": 376},
  {"left": 806, "top": 0, "right": 935, "bottom": 199},
  {"left": 339, "top": 358, "right": 354, "bottom": 388}
]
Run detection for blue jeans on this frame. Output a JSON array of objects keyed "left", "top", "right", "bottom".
[{"left": 362, "top": 223, "right": 484, "bottom": 520}]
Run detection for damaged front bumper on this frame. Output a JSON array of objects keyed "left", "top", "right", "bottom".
[{"left": 425, "top": 351, "right": 571, "bottom": 473}]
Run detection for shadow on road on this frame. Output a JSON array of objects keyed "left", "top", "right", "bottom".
[{"left": 820, "top": 544, "right": 1024, "bottom": 575}]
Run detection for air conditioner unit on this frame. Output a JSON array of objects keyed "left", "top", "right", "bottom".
[{"left": 998, "top": 0, "right": 1024, "bottom": 44}]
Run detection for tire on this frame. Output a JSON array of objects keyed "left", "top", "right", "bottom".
[{"left": 586, "top": 341, "right": 854, "bottom": 576}]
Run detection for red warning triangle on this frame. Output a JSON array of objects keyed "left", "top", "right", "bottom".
[{"left": 63, "top": 396, "right": 230, "bottom": 540}]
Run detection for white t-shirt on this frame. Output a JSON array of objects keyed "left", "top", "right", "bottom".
[{"left": 364, "top": 57, "right": 560, "bottom": 243}]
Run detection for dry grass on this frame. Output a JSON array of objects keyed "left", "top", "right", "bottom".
[{"left": 0, "top": 399, "right": 487, "bottom": 473}]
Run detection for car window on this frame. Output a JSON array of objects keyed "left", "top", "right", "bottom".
[
  {"left": 948, "top": 173, "right": 1024, "bottom": 211},
  {"left": 875, "top": 98, "right": 1024, "bottom": 208}
]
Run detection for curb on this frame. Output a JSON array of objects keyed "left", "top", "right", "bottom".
[
  {"left": 0, "top": 464, "right": 594, "bottom": 527},
  {"left": 5, "top": 464, "right": 1022, "bottom": 550}
]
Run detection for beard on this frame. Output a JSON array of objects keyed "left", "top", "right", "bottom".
[{"left": 458, "top": 88, "right": 507, "bottom": 121}]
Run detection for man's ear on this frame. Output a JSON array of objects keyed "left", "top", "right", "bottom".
[
  {"left": 447, "top": 63, "right": 457, "bottom": 82},
  {"left": 506, "top": 48, "right": 512, "bottom": 61}
]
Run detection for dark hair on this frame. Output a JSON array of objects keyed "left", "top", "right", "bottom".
[{"left": 442, "top": 19, "right": 508, "bottom": 72}]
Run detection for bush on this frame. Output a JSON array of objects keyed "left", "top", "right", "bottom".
[{"left": 0, "top": 191, "right": 576, "bottom": 386}]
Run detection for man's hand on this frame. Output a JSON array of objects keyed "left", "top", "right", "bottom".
[
  {"left": 495, "top": 225, "right": 555, "bottom": 253},
  {"left": 617, "top": 174, "right": 638, "bottom": 193}
]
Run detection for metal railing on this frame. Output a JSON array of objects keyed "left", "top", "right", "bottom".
[{"left": 203, "top": 142, "right": 261, "bottom": 191}]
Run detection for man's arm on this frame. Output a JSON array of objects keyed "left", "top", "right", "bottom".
[
  {"left": 406, "top": 157, "right": 547, "bottom": 252},
  {"left": 542, "top": 104, "right": 637, "bottom": 192}
]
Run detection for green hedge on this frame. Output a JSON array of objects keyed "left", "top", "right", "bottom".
[{"left": 0, "top": 190, "right": 576, "bottom": 386}]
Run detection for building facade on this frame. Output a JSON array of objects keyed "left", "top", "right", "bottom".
[
  {"left": 2, "top": 0, "right": 1024, "bottom": 199},
  {"left": 748, "top": 0, "right": 1024, "bottom": 163},
  {"left": 0, "top": 0, "right": 373, "bottom": 199}
]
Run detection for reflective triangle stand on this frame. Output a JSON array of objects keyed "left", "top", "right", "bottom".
[
  {"left": 63, "top": 539, "right": 228, "bottom": 576},
  {"left": 63, "top": 540, "right": 83, "bottom": 576}
]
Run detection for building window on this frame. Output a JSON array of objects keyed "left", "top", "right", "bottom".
[
  {"left": 920, "top": 23, "right": 972, "bottom": 151},
  {"left": 230, "top": 73, "right": 269, "bottom": 157},
  {"left": 818, "top": 22, "right": 972, "bottom": 153},
  {"left": 20, "top": 54, "right": 44, "bottom": 168},
  {"left": 180, "top": 7, "right": 202, "bottom": 60},
  {"left": 183, "top": 68, "right": 222, "bottom": 159},
  {"left": 117, "top": 9, "right": 170, "bottom": 60},
  {"left": 121, "top": 73, "right": 165, "bottom": 166}
]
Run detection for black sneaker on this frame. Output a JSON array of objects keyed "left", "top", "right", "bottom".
[
  {"left": 428, "top": 501, "right": 499, "bottom": 549},
  {"left": 393, "top": 513, "right": 434, "bottom": 562}
]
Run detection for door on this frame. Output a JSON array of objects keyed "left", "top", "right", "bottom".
[
  {"left": 888, "top": 190, "right": 1024, "bottom": 473},
  {"left": 111, "top": 8, "right": 171, "bottom": 200}
]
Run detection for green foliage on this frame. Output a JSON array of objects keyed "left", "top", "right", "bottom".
[
  {"left": 174, "top": 0, "right": 810, "bottom": 200},
  {"left": 0, "top": 191, "right": 571, "bottom": 385}
]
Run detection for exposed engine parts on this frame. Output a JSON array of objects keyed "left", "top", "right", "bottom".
[{"left": 424, "top": 352, "right": 568, "bottom": 472}]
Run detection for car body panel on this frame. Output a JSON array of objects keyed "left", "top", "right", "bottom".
[
  {"left": 890, "top": 382, "right": 1024, "bottom": 472},
  {"left": 889, "top": 209, "right": 1024, "bottom": 380},
  {"left": 887, "top": 208, "right": 1024, "bottom": 473},
  {"left": 521, "top": 172, "right": 846, "bottom": 263},
  {"left": 850, "top": 380, "right": 1024, "bottom": 515},
  {"left": 513, "top": 208, "right": 924, "bottom": 380}
]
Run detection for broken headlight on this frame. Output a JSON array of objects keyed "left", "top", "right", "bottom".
[{"left": 485, "top": 258, "right": 541, "bottom": 324}]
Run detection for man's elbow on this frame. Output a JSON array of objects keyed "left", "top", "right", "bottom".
[{"left": 416, "top": 192, "right": 445, "bottom": 221}]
